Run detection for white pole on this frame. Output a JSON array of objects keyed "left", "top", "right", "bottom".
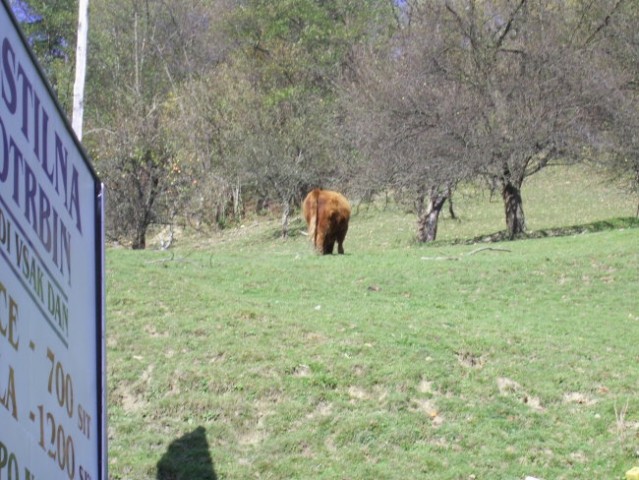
[{"left": 72, "top": 0, "right": 89, "bottom": 140}]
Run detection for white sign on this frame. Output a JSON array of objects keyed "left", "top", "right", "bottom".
[{"left": 0, "top": 2, "right": 106, "bottom": 480}]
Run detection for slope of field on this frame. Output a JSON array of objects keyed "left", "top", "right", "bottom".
[{"left": 106, "top": 166, "right": 638, "bottom": 480}]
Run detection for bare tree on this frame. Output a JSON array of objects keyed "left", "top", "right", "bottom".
[
  {"left": 244, "top": 94, "right": 340, "bottom": 237},
  {"left": 85, "top": 0, "right": 234, "bottom": 247},
  {"left": 215, "top": 0, "right": 393, "bottom": 236},
  {"left": 439, "top": 0, "right": 608, "bottom": 238},
  {"left": 349, "top": 0, "right": 630, "bottom": 240},
  {"left": 590, "top": 0, "right": 639, "bottom": 216},
  {"left": 343, "top": 4, "right": 476, "bottom": 242}
]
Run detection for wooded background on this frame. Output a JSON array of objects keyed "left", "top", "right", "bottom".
[{"left": 15, "top": 0, "right": 639, "bottom": 248}]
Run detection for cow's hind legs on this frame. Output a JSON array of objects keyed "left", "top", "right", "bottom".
[{"left": 324, "top": 241, "right": 335, "bottom": 255}]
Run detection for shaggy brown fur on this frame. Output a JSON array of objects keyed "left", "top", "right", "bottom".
[{"left": 302, "top": 189, "right": 351, "bottom": 254}]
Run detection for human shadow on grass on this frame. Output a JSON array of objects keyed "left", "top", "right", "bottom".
[{"left": 157, "top": 426, "right": 217, "bottom": 480}]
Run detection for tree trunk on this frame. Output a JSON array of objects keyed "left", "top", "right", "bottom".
[
  {"left": 417, "top": 189, "right": 448, "bottom": 242},
  {"left": 215, "top": 202, "right": 226, "bottom": 227},
  {"left": 415, "top": 185, "right": 426, "bottom": 216},
  {"left": 281, "top": 201, "right": 291, "bottom": 238},
  {"left": 131, "top": 223, "right": 147, "bottom": 249},
  {"left": 502, "top": 181, "right": 526, "bottom": 239},
  {"left": 635, "top": 166, "right": 639, "bottom": 218},
  {"left": 232, "top": 181, "right": 242, "bottom": 219},
  {"left": 446, "top": 184, "right": 456, "bottom": 219}
]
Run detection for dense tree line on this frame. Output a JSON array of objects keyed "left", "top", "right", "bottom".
[{"left": 13, "top": 0, "right": 639, "bottom": 247}]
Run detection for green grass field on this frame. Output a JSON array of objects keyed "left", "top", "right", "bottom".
[{"left": 106, "top": 165, "right": 638, "bottom": 480}]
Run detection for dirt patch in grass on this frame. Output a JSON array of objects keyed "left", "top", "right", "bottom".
[{"left": 497, "top": 377, "right": 544, "bottom": 412}]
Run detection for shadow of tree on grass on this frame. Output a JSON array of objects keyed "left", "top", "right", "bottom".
[
  {"left": 157, "top": 426, "right": 217, "bottom": 480},
  {"left": 457, "top": 216, "right": 639, "bottom": 245}
]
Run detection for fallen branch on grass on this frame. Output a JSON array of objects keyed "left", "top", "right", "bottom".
[
  {"left": 147, "top": 252, "right": 175, "bottom": 263},
  {"left": 421, "top": 246, "right": 511, "bottom": 261},
  {"left": 467, "top": 247, "right": 512, "bottom": 255}
]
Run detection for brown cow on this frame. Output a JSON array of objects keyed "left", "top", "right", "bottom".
[{"left": 302, "top": 189, "right": 351, "bottom": 254}]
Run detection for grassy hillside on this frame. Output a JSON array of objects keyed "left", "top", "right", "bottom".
[{"left": 106, "top": 166, "right": 638, "bottom": 479}]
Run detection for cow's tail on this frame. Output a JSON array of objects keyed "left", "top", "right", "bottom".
[
  {"left": 304, "top": 188, "right": 321, "bottom": 249},
  {"left": 305, "top": 188, "right": 320, "bottom": 247},
  {"left": 313, "top": 191, "right": 320, "bottom": 249}
]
